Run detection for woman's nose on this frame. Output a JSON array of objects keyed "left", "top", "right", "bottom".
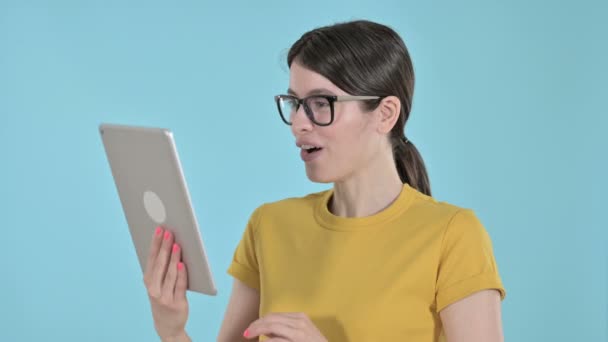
[{"left": 290, "top": 105, "right": 313, "bottom": 134}]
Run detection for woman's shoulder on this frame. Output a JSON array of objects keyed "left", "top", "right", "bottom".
[
  {"left": 400, "top": 188, "right": 491, "bottom": 249},
  {"left": 406, "top": 185, "right": 479, "bottom": 225}
]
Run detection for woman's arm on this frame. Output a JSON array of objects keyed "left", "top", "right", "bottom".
[
  {"left": 217, "top": 278, "right": 260, "bottom": 342},
  {"left": 440, "top": 289, "right": 504, "bottom": 342}
]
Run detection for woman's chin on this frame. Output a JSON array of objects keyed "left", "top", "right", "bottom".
[{"left": 305, "top": 168, "right": 334, "bottom": 184}]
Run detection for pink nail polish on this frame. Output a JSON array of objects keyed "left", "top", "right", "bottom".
[
  {"left": 177, "top": 262, "right": 184, "bottom": 270},
  {"left": 243, "top": 329, "right": 249, "bottom": 337},
  {"left": 155, "top": 227, "right": 162, "bottom": 236},
  {"left": 164, "top": 231, "right": 171, "bottom": 240},
  {"left": 173, "top": 243, "right": 179, "bottom": 253}
]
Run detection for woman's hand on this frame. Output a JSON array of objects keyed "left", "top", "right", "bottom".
[
  {"left": 243, "top": 312, "right": 327, "bottom": 342},
  {"left": 143, "top": 227, "right": 191, "bottom": 341}
]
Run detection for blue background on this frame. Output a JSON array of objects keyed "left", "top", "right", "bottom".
[{"left": 1, "top": 0, "right": 606, "bottom": 341}]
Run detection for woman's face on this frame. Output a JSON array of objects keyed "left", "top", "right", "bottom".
[{"left": 288, "top": 62, "right": 386, "bottom": 183}]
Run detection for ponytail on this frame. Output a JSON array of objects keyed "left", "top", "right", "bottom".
[{"left": 393, "top": 136, "right": 431, "bottom": 196}]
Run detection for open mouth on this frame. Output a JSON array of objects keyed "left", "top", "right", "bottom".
[{"left": 302, "top": 145, "right": 323, "bottom": 154}]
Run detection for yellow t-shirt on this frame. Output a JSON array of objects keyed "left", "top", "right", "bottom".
[{"left": 227, "top": 183, "right": 506, "bottom": 342}]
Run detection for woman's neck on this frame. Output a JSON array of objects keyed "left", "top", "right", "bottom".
[{"left": 330, "top": 154, "right": 404, "bottom": 218}]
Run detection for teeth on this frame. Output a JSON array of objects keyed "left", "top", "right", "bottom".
[{"left": 302, "top": 144, "right": 318, "bottom": 150}]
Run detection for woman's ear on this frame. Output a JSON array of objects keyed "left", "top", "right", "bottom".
[{"left": 376, "top": 96, "right": 401, "bottom": 134}]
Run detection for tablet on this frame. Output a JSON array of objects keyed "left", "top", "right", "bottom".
[{"left": 99, "top": 123, "right": 217, "bottom": 296}]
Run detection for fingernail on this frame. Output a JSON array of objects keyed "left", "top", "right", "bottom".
[
  {"left": 155, "top": 227, "right": 162, "bottom": 236},
  {"left": 164, "top": 231, "right": 171, "bottom": 240},
  {"left": 243, "top": 329, "right": 249, "bottom": 337},
  {"left": 177, "top": 262, "right": 184, "bottom": 270},
  {"left": 173, "top": 243, "right": 179, "bottom": 253}
]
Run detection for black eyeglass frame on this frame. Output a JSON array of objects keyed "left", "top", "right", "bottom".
[{"left": 274, "top": 94, "right": 383, "bottom": 126}]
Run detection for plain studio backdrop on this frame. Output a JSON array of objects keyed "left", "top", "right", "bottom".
[{"left": 0, "top": 1, "right": 606, "bottom": 341}]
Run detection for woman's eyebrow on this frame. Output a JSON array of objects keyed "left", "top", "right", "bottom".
[
  {"left": 287, "top": 88, "right": 336, "bottom": 96},
  {"left": 308, "top": 88, "right": 336, "bottom": 96}
]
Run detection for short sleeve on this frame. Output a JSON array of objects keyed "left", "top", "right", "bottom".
[
  {"left": 436, "top": 209, "right": 506, "bottom": 312},
  {"left": 227, "top": 205, "right": 264, "bottom": 291}
]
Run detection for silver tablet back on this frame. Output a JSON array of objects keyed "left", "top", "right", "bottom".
[{"left": 99, "top": 123, "right": 217, "bottom": 295}]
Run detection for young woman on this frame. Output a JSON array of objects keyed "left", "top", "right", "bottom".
[{"left": 143, "top": 20, "right": 506, "bottom": 342}]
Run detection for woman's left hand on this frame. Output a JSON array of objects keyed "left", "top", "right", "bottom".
[{"left": 243, "top": 312, "right": 328, "bottom": 342}]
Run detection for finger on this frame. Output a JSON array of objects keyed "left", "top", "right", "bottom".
[
  {"left": 151, "top": 229, "right": 174, "bottom": 291},
  {"left": 144, "top": 226, "right": 164, "bottom": 279},
  {"left": 247, "top": 316, "right": 297, "bottom": 339},
  {"left": 175, "top": 261, "right": 188, "bottom": 302},
  {"left": 252, "top": 313, "right": 301, "bottom": 328},
  {"left": 161, "top": 242, "right": 181, "bottom": 300},
  {"left": 265, "top": 338, "right": 290, "bottom": 342},
  {"left": 247, "top": 324, "right": 295, "bottom": 340}
]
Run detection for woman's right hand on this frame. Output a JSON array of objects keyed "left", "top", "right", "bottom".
[{"left": 144, "top": 226, "right": 190, "bottom": 341}]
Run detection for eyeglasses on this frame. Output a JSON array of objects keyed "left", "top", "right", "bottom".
[{"left": 274, "top": 94, "right": 382, "bottom": 126}]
